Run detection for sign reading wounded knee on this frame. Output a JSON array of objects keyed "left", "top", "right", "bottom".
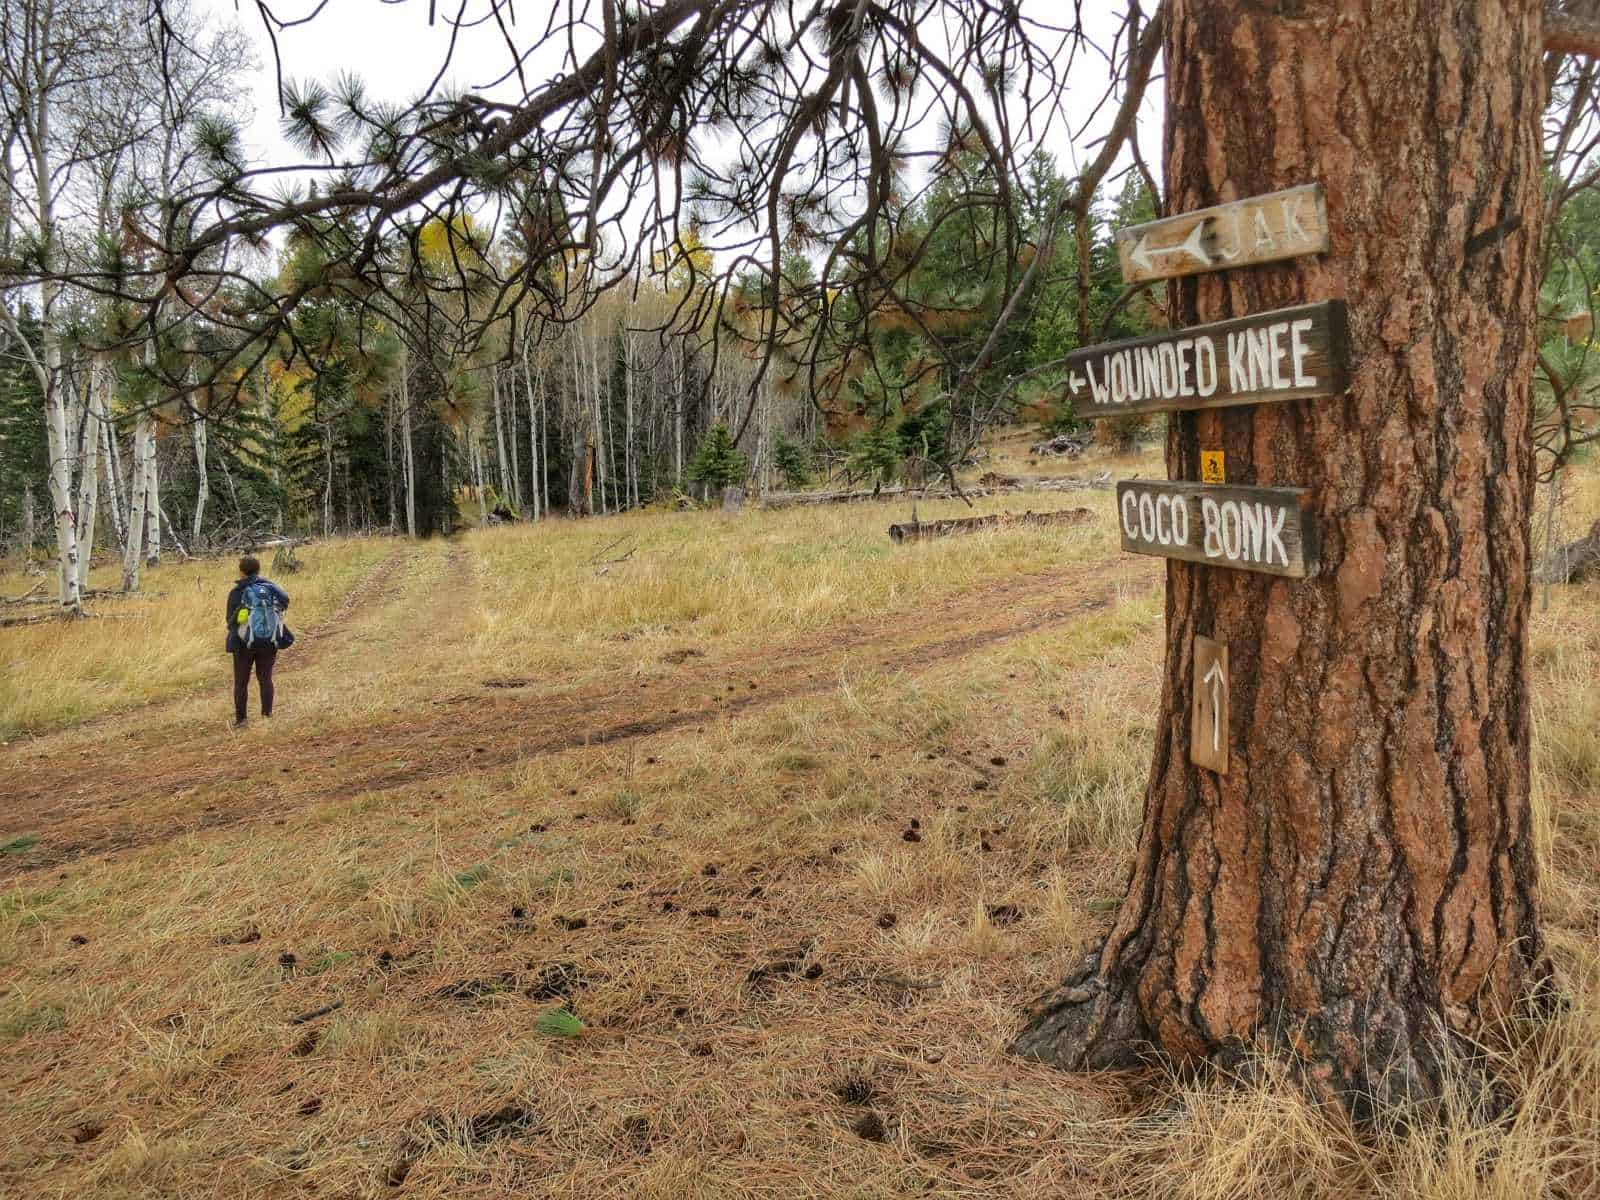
[
  {"left": 1063, "top": 300, "right": 1348, "bottom": 419},
  {"left": 1116, "top": 480, "right": 1317, "bottom": 578}
]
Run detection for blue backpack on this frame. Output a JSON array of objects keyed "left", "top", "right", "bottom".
[{"left": 240, "top": 580, "right": 285, "bottom": 648}]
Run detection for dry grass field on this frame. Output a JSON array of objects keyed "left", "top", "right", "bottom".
[{"left": 1, "top": 447, "right": 1597, "bottom": 1199}]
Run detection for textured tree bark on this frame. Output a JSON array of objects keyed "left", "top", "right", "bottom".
[{"left": 1015, "top": 0, "right": 1552, "bottom": 1121}]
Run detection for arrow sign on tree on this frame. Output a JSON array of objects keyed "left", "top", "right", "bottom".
[
  {"left": 1203, "top": 659, "right": 1224, "bottom": 753},
  {"left": 1191, "top": 636, "right": 1228, "bottom": 774},
  {"left": 1128, "top": 222, "right": 1210, "bottom": 275},
  {"left": 1063, "top": 301, "right": 1349, "bottom": 420},
  {"left": 1115, "top": 184, "right": 1329, "bottom": 284}
]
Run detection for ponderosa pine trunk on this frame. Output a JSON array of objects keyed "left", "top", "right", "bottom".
[{"left": 1014, "top": 0, "right": 1551, "bottom": 1120}]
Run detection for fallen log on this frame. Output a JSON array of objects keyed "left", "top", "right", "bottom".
[
  {"left": 763, "top": 471, "right": 1111, "bottom": 509},
  {"left": 5, "top": 588, "right": 164, "bottom": 607},
  {"left": 1534, "top": 518, "right": 1600, "bottom": 584},
  {"left": 1026, "top": 472, "right": 1113, "bottom": 492},
  {"left": 889, "top": 507, "right": 1095, "bottom": 543},
  {"left": 762, "top": 484, "right": 917, "bottom": 508},
  {"left": 1029, "top": 433, "right": 1088, "bottom": 458},
  {"left": 0, "top": 609, "right": 79, "bottom": 629}
]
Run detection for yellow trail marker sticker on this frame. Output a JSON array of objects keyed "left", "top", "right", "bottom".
[{"left": 1201, "top": 451, "right": 1226, "bottom": 484}]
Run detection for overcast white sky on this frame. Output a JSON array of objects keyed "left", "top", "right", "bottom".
[{"left": 224, "top": 0, "right": 1162, "bottom": 259}]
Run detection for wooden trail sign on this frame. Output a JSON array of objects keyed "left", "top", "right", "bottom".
[
  {"left": 1115, "top": 184, "right": 1329, "bottom": 284},
  {"left": 1117, "top": 480, "right": 1317, "bottom": 578},
  {"left": 1191, "top": 636, "right": 1229, "bottom": 774},
  {"left": 1064, "top": 300, "right": 1349, "bottom": 420}
]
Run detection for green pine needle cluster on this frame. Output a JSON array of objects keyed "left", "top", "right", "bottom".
[{"left": 535, "top": 1008, "right": 586, "bottom": 1038}]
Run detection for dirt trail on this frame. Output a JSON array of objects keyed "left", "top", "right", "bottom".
[{"left": 0, "top": 556, "right": 1157, "bottom": 875}]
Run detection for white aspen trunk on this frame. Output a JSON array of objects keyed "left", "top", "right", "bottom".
[
  {"left": 472, "top": 426, "right": 488, "bottom": 525},
  {"left": 534, "top": 380, "right": 547, "bottom": 521},
  {"left": 597, "top": 322, "right": 612, "bottom": 514},
  {"left": 13, "top": 0, "right": 84, "bottom": 609},
  {"left": 100, "top": 378, "right": 125, "bottom": 552},
  {"left": 492, "top": 368, "right": 512, "bottom": 507},
  {"left": 568, "top": 332, "right": 586, "bottom": 515},
  {"left": 582, "top": 323, "right": 598, "bottom": 513},
  {"left": 506, "top": 366, "right": 522, "bottom": 513},
  {"left": 22, "top": 484, "right": 35, "bottom": 559},
  {"left": 531, "top": 342, "right": 550, "bottom": 521},
  {"left": 401, "top": 386, "right": 416, "bottom": 537},
  {"left": 674, "top": 338, "right": 684, "bottom": 485},
  {"left": 585, "top": 321, "right": 601, "bottom": 514},
  {"left": 121, "top": 415, "right": 150, "bottom": 591},
  {"left": 44, "top": 376, "right": 82, "bottom": 609},
  {"left": 189, "top": 403, "right": 208, "bottom": 547},
  {"left": 383, "top": 384, "right": 397, "bottom": 531},
  {"left": 143, "top": 429, "right": 160, "bottom": 567},
  {"left": 74, "top": 362, "right": 105, "bottom": 591},
  {"left": 159, "top": 503, "right": 186, "bottom": 559},
  {"left": 322, "top": 421, "right": 333, "bottom": 537},
  {"left": 34, "top": 220, "right": 81, "bottom": 609},
  {"left": 624, "top": 333, "right": 635, "bottom": 509},
  {"left": 541, "top": 376, "right": 551, "bottom": 517}
]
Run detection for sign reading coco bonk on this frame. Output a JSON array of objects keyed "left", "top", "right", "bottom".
[
  {"left": 1116, "top": 480, "right": 1317, "bottom": 579},
  {"left": 1064, "top": 300, "right": 1348, "bottom": 419}
]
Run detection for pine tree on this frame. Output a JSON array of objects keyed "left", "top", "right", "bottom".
[
  {"left": 685, "top": 424, "right": 747, "bottom": 490},
  {"left": 771, "top": 433, "right": 812, "bottom": 489},
  {"left": 846, "top": 427, "right": 899, "bottom": 489}
]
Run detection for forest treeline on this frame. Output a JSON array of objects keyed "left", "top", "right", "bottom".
[
  {"left": 0, "top": 2, "right": 1161, "bottom": 579},
  {"left": 0, "top": 162, "right": 1155, "bottom": 549},
  {"left": 4, "top": 0, "right": 1593, "bottom": 614}
]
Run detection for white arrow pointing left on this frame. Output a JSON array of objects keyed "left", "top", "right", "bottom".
[{"left": 1132, "top": 222, "right": 1211, "bottom": 273}]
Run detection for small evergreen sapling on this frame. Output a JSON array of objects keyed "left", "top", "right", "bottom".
[
  {"left": 685, "top": 425, "right": 748, "bottom": 490},
  {"left": 847, "top": 428, "right": 899, "bottom": 490},
  {"left": 771, "top": 434, "right": 812, "bottom": 489}
]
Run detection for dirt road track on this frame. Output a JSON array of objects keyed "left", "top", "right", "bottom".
[{"left": 0, "top": 556, "right": 1157, "bottom": 877}]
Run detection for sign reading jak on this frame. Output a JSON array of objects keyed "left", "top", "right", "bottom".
[
  {"left": 1064, "top": 301, "right": 1348, "bottom": 420},
  {"left": 1116, "top": 481, "right": 1317, "bottom": 578},
  {"left": 1114, "top": 184, "right": 1330, "bottom": 284}
]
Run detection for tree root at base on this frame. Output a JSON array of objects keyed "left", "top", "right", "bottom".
[{"left": 1011, "top": 943, "right": 1561, "bottom": 1129}]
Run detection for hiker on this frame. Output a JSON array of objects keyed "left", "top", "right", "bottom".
[{"left": 226, "top": 555, "right": 293, "bottom": 726}]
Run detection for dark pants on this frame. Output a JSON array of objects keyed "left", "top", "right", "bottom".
[{"left": 233, "top": 644, "right": 277, "bottom": 722}]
